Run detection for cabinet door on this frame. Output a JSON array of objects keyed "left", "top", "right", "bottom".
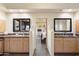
[
  {"left": 4, "top": 38, "right": 10, "bottom": 52},
  {"left": 0, "top": 40, "right": 3, "bottom": 53},
  {"left": 76, "top": 38, "right": 79, "bottom": 53},
  {"left": 9, "top": 37, "right": 23, "bottom": 53},
  {"left": 22, "top": 38, "right": 29, "bottom": 53},
  {"left": 54, "top": 38, "right": 64, "bottom": 53},
  {"left": 64, "top": 38, "right": 76, "bottom": 53}
]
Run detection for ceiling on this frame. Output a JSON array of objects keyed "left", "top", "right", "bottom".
[
  {"left": 2, "top": 3, "right": 79, "bottom": 13},
  {"left": 3, "top": 3, "right": 79, "bottom": 9}
]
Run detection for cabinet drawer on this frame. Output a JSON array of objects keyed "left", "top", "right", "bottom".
[
  {"left": 0, "top": 41, "right": 3, "bottom": 53},
  {"left": 76, "top": 38, "right": 79, "bottom": 53}
]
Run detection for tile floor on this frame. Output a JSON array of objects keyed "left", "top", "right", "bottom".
[{"left": 34, "top": 34, "right": 50, "bottom": 56}]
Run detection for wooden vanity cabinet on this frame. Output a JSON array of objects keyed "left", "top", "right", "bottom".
[
  {"left": 64, "top": 38, "right": 76, "bottom": 53},
  {"left": 4, "top": 38, "right": 10, "bottom": 52},
  {"left": 76, "top": 38, "right": 79, "bottom": 53},
  {"left": 54, "top": 37, "right": 76, "bottom": 53},
  {"left": 9, "top": 37, "right": 29, "bottom": 53},
  {"left": 0, "top": 38, "right": 3, "bottom": 54},
  {"left": 9, "top": 37, "right": 23, "bottom": 53},
  {"left": 4, "top": 37, "right": 29, "bottom": 53},
  {"left": 54, "top": 38, "right": 64, "bottom": 53},
  {"left": 22, "top": 37, "right": 29, "bottom": 52}
]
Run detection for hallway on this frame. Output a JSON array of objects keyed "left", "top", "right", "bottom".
[{"left": 34, "top": 35, "right": 50, "bottom": 56}]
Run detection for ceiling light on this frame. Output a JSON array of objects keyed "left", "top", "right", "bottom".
[
  {"left": 8, "top": 9, "right": 18, "bottom": 12},
  {"left": 19, "top": 9, "right": 29, "bottom": 12},
  {"left": 8, "top": 9, "right": 29, "bottom": 12}
]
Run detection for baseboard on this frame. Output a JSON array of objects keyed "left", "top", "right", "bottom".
[{"left": 54, "top": 53, "right": 79, "bottom": 56}]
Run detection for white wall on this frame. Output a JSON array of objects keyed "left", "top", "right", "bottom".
[
  {"left": 0, "top": 4, "right": 7, "bottom": 21},
  {"left": 74, "top": 12, "right": 79, "bottom": 20},
  {"left": 0, "top": 11, "right": 7, "bottom": 20},
  {"left": 29, "top": 18, "right": 36, "bottom": 56},
  {"left": 71, "top": 12, "right": 79, "bottom": 35}
]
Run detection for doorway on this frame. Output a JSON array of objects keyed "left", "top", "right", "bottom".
[{"left": 34, "top": 18, "right": 49, "bottom": 56}]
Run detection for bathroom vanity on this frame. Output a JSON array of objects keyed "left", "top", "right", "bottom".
[
  {"left": 4, "top": 35, "right": 29, "bottom": 53},
  {"left": 0, "top": 33, "right": 29, "bottom": 55},
  {"left": 54, "top": 33, "right": 79, "bottom": 55},
  {"left": 54, "top": 33, "right": 76, "bottom": 53},
  {"left": 53, "top": 18, "right": 79, "bottom": 55}
]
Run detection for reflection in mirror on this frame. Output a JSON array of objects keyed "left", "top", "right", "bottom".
[
  {"left": 54, "top": 18, "right": 72, "bottom": 32},
  {"left": 13, "top": 18, "right": 30, "bottom": 32},
  {"left": 20, "top": 20, "right": 30, "bottom": 31},
  {"left": 14, "top": 20, "right": 20, "bottom": 31}
]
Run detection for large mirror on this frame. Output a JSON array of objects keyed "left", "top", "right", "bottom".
[
  {"left": 54, "top": 18, "right": 72, "bottom": 32},
  {"left": 13, "top": 18, "right": 30, "bottom": 32}
]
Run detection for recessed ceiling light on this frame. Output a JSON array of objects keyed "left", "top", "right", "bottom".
[
  {"left": 8, "top": 9, "right": 29, "bottom": 12},
  {"left": 8, "top": 9, "right": 18, "bottom": 12},
  {"left": 19, "top": 9, "right": 29, "bottom": 12}
]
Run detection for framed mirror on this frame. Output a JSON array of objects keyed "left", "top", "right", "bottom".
[
  {"left": 13, "top": 18, "right": 30, "bottom": 32},
  {"left": 54, "top": 18, "right": 72, "bottom": 32}
]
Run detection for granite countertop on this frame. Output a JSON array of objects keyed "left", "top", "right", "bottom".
[
  {"left": 54, "top": 35, "right": 77, "bottom": 38},
  {"left": 54, "top": 33, "right": 79, "bottom": 38},
  {"left": 0, "top": 33, "right": 29, "bottom": 38},
  {"left": 3, "top": 35, "right": 29, "bottom": 38}
]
